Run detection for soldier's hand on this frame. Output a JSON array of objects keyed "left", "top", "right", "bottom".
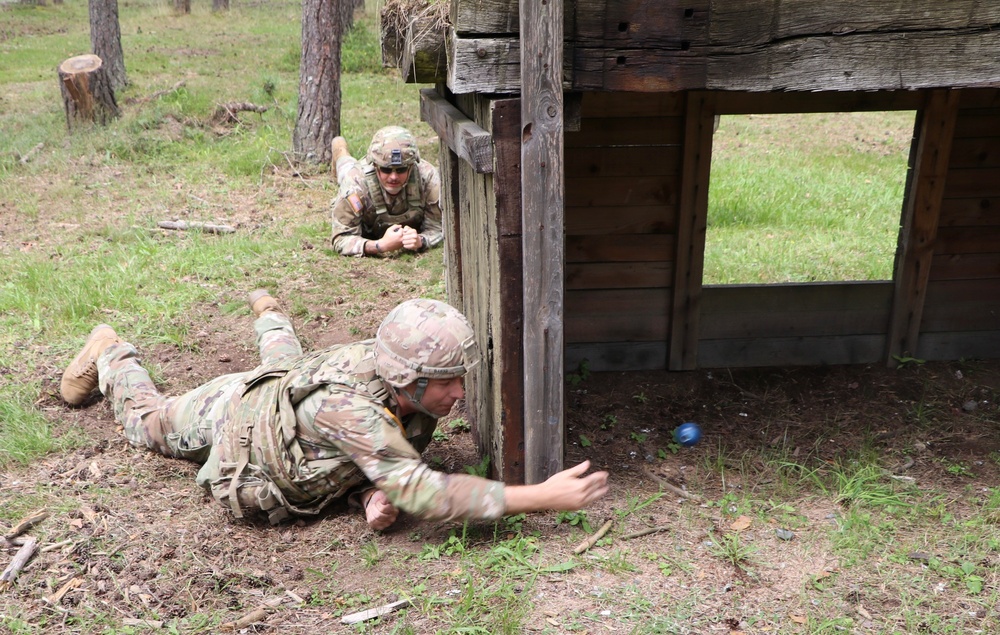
[
  {"left": 363, "top": 489, "right": 399, "bottom": 530},
  {"left": 379, "top": 225, "right": 405, "bottom": 253},
  {"left": 503, "top": 460, "right": 609, "bottom": 514},
  {"left": 400, "top": 226, "right": 424, "bottom": 251}
]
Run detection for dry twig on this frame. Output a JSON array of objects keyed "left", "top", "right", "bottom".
[
  {"left": 157, "top": 220, "right": 235, "bottom": 234},
  {"left": 341, "top": 599, "right": 412, "bottom": 625},
  {"left": 621, "top": 525, "right": 671, "bottom": 540},
  {"left": 1, "top": 537, "right": 38, "bottom": 590},
  {"left": 211, "top": 101, "right": 268, "bottom": 125},
  {"left": 572, "top": 519, "right": 614, "bottom": 555},
  {"left": 642, "top": 467, "right": 704, "bottom": 502},
  {"left": 219, "top": 607, "right": 269, "bottom": 631},
  {"left": 4, "top": 508, "right": 50, "bottom": 541}
]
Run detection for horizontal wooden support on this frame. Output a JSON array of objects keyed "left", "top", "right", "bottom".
[
  {"left": 566, "top": 175, "right": 678, "bottom": 207},
  {"left": 715, "top": 90, "right": 923, "bottom": 115},
  {"left": 916, "top": 330, "right": 1000, "bottom": 360},
  {"left": 565, "top": 205, "right": 676, "bottom": 235},
  {"left": 697, "top": 334, "right": 886, "bottom": 368},
  {"left": 921, "top": 295, "right": 1000, "bottom": 331},
  {"left": 948, "top": 137, "right": 1000, "bottom": 169},
  {"left": 566, "top": 234, "right": 675, "bottom": 262},
  {"left": 565, "top": 341, "right": 667, "bottom": 372},
  {"left": 931, "top": 253, "right": 1000, "bottom": 280},
  {"left": 447, "top": 30, "right": 1000, "bottom": 94},
  {"left": 938, "top": 198, "right": 1000, "bottom": 226},
  {"left": 567, "top": 116, "right": 684, "bottom": 146},
  {"left": 420, "top": 89, "right": 494, "bottom": 173},
  {"left": 566, "top": 261, "right": 673, "bottom": 290},
  {"left": 567, "top": 311, "right": 668, "bottom": 342},
  {"left": 952, "top": 113, "right": 1000, "bottom": 138},
  {"left": 935, "top": 226, "right": 1000, "bottom": 254},
  {"left": 565, "top": 145, "right": 682, "bottom": 176}
]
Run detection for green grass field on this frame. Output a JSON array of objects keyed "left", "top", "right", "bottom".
[{"left": 1, "top": 2, "right": 997, "bottom": 634}]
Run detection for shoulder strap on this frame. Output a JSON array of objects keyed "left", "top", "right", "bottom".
[{"left": 362, "top": 164, "right": 389, "bottom": 216}]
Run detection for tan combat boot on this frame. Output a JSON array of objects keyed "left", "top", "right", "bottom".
[
  {"left": 331, "top": 136, "right": 349, "bottom": 166},
  {"left": 60, "top": 325, "right": 121, "bottom": 406},
  {"left": 249, "top": 289, "right": 282, "bottom": 318}
]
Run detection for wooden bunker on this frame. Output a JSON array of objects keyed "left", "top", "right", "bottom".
[{"left": 387, "top": 0, "right": 1000, "bottom": 483}]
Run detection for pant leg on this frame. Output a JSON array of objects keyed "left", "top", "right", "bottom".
[
  {"left": 98, "top": 342, "right": 244, "bottom": 463},
  {"left": 254, "top": 311, "right": 302, "bottom": 365}
]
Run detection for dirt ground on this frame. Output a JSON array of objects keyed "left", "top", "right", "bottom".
[{"left": 4, "top": 314, "right": 1000, "bottom": 633}]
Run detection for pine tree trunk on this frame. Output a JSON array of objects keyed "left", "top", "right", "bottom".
[
  {"left": 293, "top": 0, "right": 343, "bottom": 165},
  {"left": 58, "top": 54, "right": 120, "bottom": 130},
  {"left": 213, "top": 0, "right": 230, "bottom": 11},
  {"left": 89, "top": 0, "right": 127, "bottom": 91},
  {"left": 174, "top": 0, "right": 190, "bottom": 14}
]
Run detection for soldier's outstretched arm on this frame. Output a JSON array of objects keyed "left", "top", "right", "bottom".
[{"left": 502, "top": 460, "right": 609, "bottom": 514}]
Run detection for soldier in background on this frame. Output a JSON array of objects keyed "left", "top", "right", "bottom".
[
  {"left": 330, "top": 126, "right": 443, "bottom": 257},
  {"left": 60, "top": 293, "right": 609, "bottom": 528}
]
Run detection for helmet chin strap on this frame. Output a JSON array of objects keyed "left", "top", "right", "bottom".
[{"left": 397, "top": 377, "right": 437, "bottom": 417}]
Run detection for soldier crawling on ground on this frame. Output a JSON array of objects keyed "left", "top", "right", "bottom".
[
  {"left": 330, "top": 126, "right": 442, "bottom": 257},
  {"left": 60, "top": 293, "right": 609, "bottom": 528}
]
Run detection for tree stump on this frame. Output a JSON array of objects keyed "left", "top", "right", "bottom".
[{"left": 57, "top": 54, "right": 120, "bottom": 130}]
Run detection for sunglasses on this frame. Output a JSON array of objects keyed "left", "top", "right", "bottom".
[{"left": 378, "top": 166, "right": 410, "bottom": 175}]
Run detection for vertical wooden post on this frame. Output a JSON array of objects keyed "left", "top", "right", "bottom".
[
  {"left": 669, "top": 91, "right": 716, "bottom": 370},
  {"left": 886, "top": 89, "right": 960, "bottom": 365},
  {"left": 521, "top": 0, "right": 564, "bottom": 483}
]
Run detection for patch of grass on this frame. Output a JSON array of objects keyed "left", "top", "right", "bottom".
[{"left": 0, "top": 383, "right": 88, "bottom": 469}]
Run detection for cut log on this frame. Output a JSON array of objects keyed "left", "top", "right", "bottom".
[{"left": 57, "top": 54, "right": 120, "bottom": 130}]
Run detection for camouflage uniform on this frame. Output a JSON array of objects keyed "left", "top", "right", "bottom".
[
  {"left": 330, "top": 126, "right": 443, "bottom": 256},
  {"left": 96, "top": 310, "right": 505, "bottom": 524}
]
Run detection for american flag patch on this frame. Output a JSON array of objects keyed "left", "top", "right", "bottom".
[{"left": 348, "top": 194, "right": 363, "bottom": 214}]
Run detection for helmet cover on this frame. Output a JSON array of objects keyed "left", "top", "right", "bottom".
[
  {"left": 374, "top": 299, "right": 479, "bottom": 388},
  {"left": 367, "top": 126, "right": 420, "bottom": 168}
]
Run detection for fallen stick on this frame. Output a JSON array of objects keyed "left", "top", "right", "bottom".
[
  {"left": 621, "top": 525, "right": 671, "bottom": 540},
  {"left": 341, "top": 599, "right": 412, "bottom": 625},
  {"left": 1, "top": 537, "right": 38, "bottom": 590},
  {"left": 212, "top": 101, "right": 268, "bottom": 125},
  {"left": 122, "top": 618, "right": 164, "bottom": 628},
  {"left": 125, "top": 80, "right": 186, "bottom": 106},
  {"left": 44, "top": 576, "right": 81, "bottom": 605},
  {"left": 572, "top": 519, "right": 614, "bottom": 555},
  {"left": 4, "top": 509, "right": 50, "bottom": 540},
  {"left": 157, "top": 220, "right": 236, "bottom": 234},
  {"left": 19, "top": 142, "right": 44, "bottom": 164},
  {"left": 40, "top": 539, "right": 75, "bottom": 554},
  {"left": 642, "top": 468, "right": 704, "bottom": 502},
  {"left": 219, "top": 607, "right": 269, "bottom": 631}
]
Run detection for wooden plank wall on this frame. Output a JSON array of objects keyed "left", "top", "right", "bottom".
[
  {"left": 450, "top": 93, "right": 525, "bottom": 483},
  {"left": 564, "top": 92, "right": 685, "bottom": 371},
  {"left": 920, "top": 89, "right": 1000, "bottom": 360}
]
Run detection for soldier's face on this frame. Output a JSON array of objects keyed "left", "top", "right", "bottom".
[
  {"left": 377, "top": 165, "right": 411, "bottom": 195},
  {"left": 415, "top": 376, "right": 465, "bottom": 417}
]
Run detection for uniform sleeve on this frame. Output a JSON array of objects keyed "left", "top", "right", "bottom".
[
  {"left": 312, "top": 398, "right": 507, "bottom": 522},
  {"left": 417, "top": 162, "right": 444, "bottom": 249},
  {"left": 331, "top": 194, "right": 368, "bottom": 256}
]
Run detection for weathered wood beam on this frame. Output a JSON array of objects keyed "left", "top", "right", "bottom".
[
  {"left": 401, "top": 15, "right": 447, "bottom": 83},
  {"left": 521, "top": 0, "right": 565, "bottom": 483},
  {"left": 420, "top": 88, "right": 494, "bottom": 173},
  {"left": 886, "top": 89, "right": 960, "bottom": 365},
  {"left": 669, "top": 92, "right": 716, "bottom": 371},
  {"left": 446, "top": 30, "right": 1000, "bottom": 94}
]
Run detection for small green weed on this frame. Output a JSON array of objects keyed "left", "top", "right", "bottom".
[
  {"left": 555, "top": 510, "right": 593, "bottom": 533},
  {"left": 464, "top": 455, "right": 490, "bottom": 477},
  {"left": 632, "top": 391, "right": 648, "bottom": 404},
  {"left": 708, "top": 532, "right": 758, "bottom": 572},
  {"left": 579, "top": 434, "right": 592, "bottom": 448},
  {"left": 567, "top": 359, "right": 591, "bottom": 386},
  {"left": 448, "top": 418, "right": 471, "bottom": 432}
]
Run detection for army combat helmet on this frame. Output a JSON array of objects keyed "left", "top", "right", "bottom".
[
  {"left": 374, "top": 298, "right": 479, "bottom": 415},
  {"left": 367, "top": 126, "right": 420, "bottom": 168}
]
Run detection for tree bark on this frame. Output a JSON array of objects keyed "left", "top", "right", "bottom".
[
  {"left": 293, "top": 0, "right": 344, "bottom": 165},
  {"left": 174, "top": 0, "right": 190, "bottom": 14},
  {"left": 213, "top": 0, "right": 230, "bottom": 11},
  {"left": 89, "top": 0, "right": 127, "bottom": 90},
  {"left": 58, "top": 54, "right": 120, "bottom": 130}
]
